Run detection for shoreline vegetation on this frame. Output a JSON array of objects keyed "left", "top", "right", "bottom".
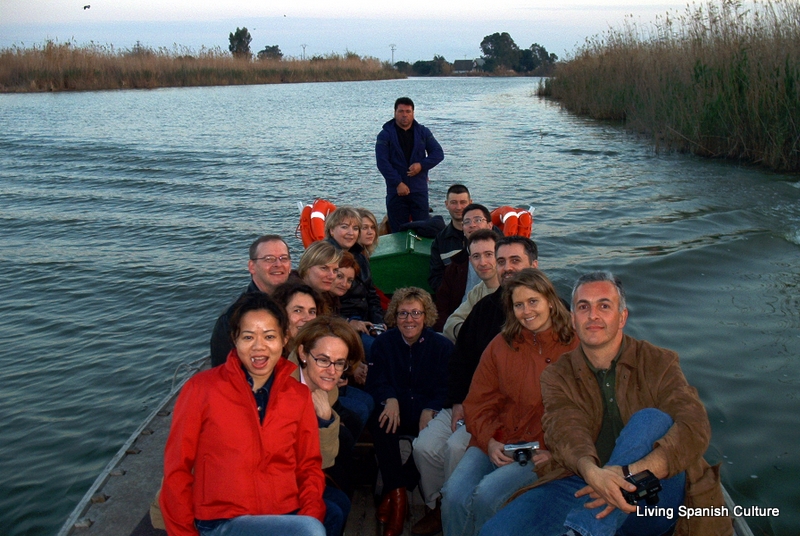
[
  {"left": 0, "top": 42, "right": 404, "bottom": 92},
  {"left": 539, "top": 0, "right": 800, "bottom": 172}
]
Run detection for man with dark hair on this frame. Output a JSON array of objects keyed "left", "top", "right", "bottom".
[
  {"left": 411, "top": 236, "right": 538, "bottom": 536},
  {"left": 209, "top": 235, "right": 291, "bottom": 366},
  {"left": 432, "top": 203, "right": 495, "bottom": 330},
  {"left": 481, "top": 271, "right": 731, "bottom": 536},
  {"left": 376, "top": 97, "right": 444, "bottom": 234},
  {"left": 429, "top": 184, "right": 471, "bottom": 293}
]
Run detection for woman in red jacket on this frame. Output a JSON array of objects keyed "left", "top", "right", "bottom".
[
  {"left": 160, "top": 292, "right": 326, "bottom": 536},
  {"left": 441, "top": 268, "right": 579, "bottom": 536}
]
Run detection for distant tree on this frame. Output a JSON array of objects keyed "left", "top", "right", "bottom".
[
  {"left": 257, "top": 45, "right": 283, "bottom": 61},
  {"left": 517, "top": 43, "right": 558, "bottom": 73},
  {"left": 394, "top": 61, "right": 413, "bottom": 74},
  {"left": 480, "top": 32, "right": 520, "bottom": 72},
  {"left": 432, "top": 55, "right": 452, "bottom": 75},
  {"left": 228, "top": 27, "right": 252, "bottom": 59}
]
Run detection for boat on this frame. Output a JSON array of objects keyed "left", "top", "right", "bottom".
[{"left": 58, "top": 210, "right": 755, "bottom": 536}]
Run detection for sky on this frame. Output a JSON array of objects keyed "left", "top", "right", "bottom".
[{"left": 1, "top": 0, "right": 699, "bottom": 61}]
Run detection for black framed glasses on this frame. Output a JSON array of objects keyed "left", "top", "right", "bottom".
[{"left": 308, "top": 351, "right": 349, "bottom": 371}]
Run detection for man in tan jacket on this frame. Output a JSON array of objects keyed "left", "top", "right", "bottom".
[{"left": 478, "top": 271, "right": 732, "bottom": 536}]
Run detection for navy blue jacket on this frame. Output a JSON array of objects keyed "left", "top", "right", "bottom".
[
  {"left": 366, "top": 327, "right": 452, "bottom": 424},
  {"left": 375, "top": 119, "right": 444, "bottom": 195}
]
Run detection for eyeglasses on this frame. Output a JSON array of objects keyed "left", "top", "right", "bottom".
[
  {"left": 308, "top": 351, "right": 349, "bottom": 371},
  {"left": 396, "top": 310, "right": 424, "bottom": 319},
  {"left": 252, "top": 255, "right": 291, "bottom": 264},
  {"left": 462, "top": 216, "right": 487, "bottom": 226}
]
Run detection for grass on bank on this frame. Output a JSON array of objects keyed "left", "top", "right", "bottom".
[
  {"left": 0, "top": 41, "right": 404, "bottom": 93},
  {"left": 539, "top": 0, "right": 800, "bottom": 172}
]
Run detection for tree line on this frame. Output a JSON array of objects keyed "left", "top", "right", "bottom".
[{"left": 228, "top": 28, "right": 556, "bottom": 75}]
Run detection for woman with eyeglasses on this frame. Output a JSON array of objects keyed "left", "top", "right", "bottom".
[
  {"left": 440, "top": 269, "right": 579, "bottom": 536},
  {"left": 365, "top": 287, "right": 453, "bottom": 536},
  {"left": 289, "top": 316, "right": 365, "bottom": 536},
  {"left": 324, "top": 207, "right": 385, "bottom": 343},
  {"left": 160, "top": 292, "right": 326, "bottom": 536}
]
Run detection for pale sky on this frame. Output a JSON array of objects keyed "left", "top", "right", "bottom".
[{"left": 1, "top": 0, "right": 697, "bottom": 61}]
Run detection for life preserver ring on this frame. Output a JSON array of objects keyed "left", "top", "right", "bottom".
[
  {"left": 299, "top": 198, "right": 337, "bottom": 247},
  {"left": 491, "top": 206, "right": 533, "bottom": 238}
]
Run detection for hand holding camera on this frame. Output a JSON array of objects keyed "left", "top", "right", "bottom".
[
  {"left": 620, "top": 469, "right": 662, "bottom": 506},
  {"left": 502, "top": 441, "right": 541, "bottom": 466}
]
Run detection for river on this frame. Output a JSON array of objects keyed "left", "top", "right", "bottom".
[{"left": 0, "top": 77, "right": 798, "bottom": 535}]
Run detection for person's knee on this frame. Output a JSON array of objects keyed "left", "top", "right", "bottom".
[
  {"left": 302, "top": 517, "right": 327, "bottom": 536},
  {"left": 625, "top": 408, "right": 674, "bottom": 444}
]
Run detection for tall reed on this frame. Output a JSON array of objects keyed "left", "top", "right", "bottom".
[
  {"left": 0, "top": 41, "right": 403, "bottom": 93},
  {"left": 540, "top": 0, "right": 800, "bottom": 171}
]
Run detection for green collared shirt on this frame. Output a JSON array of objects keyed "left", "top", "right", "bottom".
[{"left": 585, "top": 340, "right": 626, "bottom": 466}]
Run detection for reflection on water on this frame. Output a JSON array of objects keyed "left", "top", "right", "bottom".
[{"left": 1, "top": 78, "right": 799, "bottom": 535}]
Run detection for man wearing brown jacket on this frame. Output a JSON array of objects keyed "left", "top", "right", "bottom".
[{"left": 479, "top": 271, "right": 732, "bottom": 536}]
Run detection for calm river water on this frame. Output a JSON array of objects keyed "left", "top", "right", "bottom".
[{"left": 1, "top": 78, "right": 798, "bottom": 535}]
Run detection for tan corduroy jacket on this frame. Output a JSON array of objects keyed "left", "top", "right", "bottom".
[{"left": 514, "top": 334, "right": 733, "bottom": 536}]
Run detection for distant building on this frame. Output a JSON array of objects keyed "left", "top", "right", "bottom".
[{"left": 453, "top": 59, "right": 476, "bottom": 73}]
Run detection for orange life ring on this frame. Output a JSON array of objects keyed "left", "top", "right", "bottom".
[
  {"left": 491, "top": 206, "right": 533, "bottom": 238},
  {"left": 299, "top": 199, "right": 337, "bottom": 247}
]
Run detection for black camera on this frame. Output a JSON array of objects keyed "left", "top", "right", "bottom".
[
  {"left": 621, "top": 470, "right": 662, "bottom": 506},
  {"left": 503, "top": 441, "right": 540, "bottom": 466},
  {"left": 369, "top": 323, "right": 386, "bottom": 337}
]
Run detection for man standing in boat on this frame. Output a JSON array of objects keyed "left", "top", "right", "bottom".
[
  {"left": 208, "top": 235, "right": 292, "bottom": 366},
  {"left": 376, "top": 97, "right": 444, "bottom": 234},
  {"left": 480, "top": 271, "right": 732, "bottom": 536}
]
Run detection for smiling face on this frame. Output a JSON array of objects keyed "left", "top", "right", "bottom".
[
  {"left": 512, "top": 286, "right": 552, "bottom": 334},
  {"left": 359, "top": 217, "right": 376, "bottom": 248},
  {"left": 304, "top": 261, "right": 338, "bottom": 293},
  {"left": 247, "top": 240, "right": 291, "bottom": 293},
  {"left": 331, "top": 219, "right": 360, "bottom": 250},
  {"left": 572, "top": 281, "right": 628, "bottom": 353},
  {"left": 396, "top": 298, "right": 425, "bottom": 344},
  {"left": 468, "top": 239, "right": 497, "bottom": 283},
  {"left": 235, "top": 309, "right": 286, "bottom": 390},
  {"left": 462, "top": 208, "right": 493, "bottom": 238},
  {"left": 299, "top": 336, "right": 349, "bottom": 392},
  {"left": 331, "top": 266, "right": 355, "bottom": 297},
  {"left": 286, "top": 293, "right": 318, "bottom": 339},
  {"left": 496, "top": 243, "right": 538, "bottom": 282},
  {"left": 445, "top": 192, "right": 471, "bottom": 224}
]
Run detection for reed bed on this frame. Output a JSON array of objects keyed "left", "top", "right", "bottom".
[
  {"left": 540, "top": 0, "right": 800, "bottom": 171},
  {"left": 0, "top": 41, "right": 404, "bottom": 93}
]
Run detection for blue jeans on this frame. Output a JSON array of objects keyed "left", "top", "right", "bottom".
[
  {"left": 479, "top": 409, "right": 686, "bottom": 536},
  {"left": 337, "top": 384, "right": 374, "bottom": 435},
  {"left": 386, "top": 191, "right": 429, "bottom": 233},
  {"left": 441, "top": 446, "right": 538, "bottom": 536},
  {"left": 323, "top": 485, "right": 351, "bottom": 536},
  {"left": 195, "top": 514, "right": 326, "bottom": 536}
]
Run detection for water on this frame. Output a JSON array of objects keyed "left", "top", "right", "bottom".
[{"left": 1, "top": 78, "right": 798, "bottom": 535}]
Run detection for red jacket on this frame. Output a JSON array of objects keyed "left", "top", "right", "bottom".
[{"left": 160, "top": 353, "right": 326, "bottom": 536}]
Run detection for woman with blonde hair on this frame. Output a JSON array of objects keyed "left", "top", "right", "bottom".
[
  {"left": 365, "top": 287, "right": 453, "bottom": 536},
  {"left": 356, "top": 207, "right": 380, "bottom": 257},
  {"left": 441, "top": 268, "right": 578, "bottom": 536},
  {"left": 325, "top": 206, "right": 384, "bottom": 338},
  {"left": 297, "top": 241, "right": 342, "bottom": 313}
]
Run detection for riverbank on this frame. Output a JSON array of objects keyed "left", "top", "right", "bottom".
[
  {"left": 538, "top": 0, "right": 800, "bottom": 172},
  {"left": 0, "top": 42, "right": 404, "bottom": 92}
]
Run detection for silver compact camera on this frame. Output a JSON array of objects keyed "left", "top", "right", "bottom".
[{"left": 503, "top": 441, "right": 540, "bottom": 466}]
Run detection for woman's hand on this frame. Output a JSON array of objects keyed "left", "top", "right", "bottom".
[
  {"left": 337, "top": 377, "right": 348, "bottom": 388},
  {"left": 378, "top": 398, "right": 400, "bottom": 433},
  {"left": 353, "top": 362, "right": 368, "bottom": 385},
  {"left": 533, "top": 448, "right": 552, "bottom": 467},
  {"left": 349, "top": 319, "right": 371, "bottom": 334},
  {"left": 488, "top": 438, "right": 514, "bottom": 467},
  {"left": 419, "top": 409, "right": 436, "bottom": 432},
  {"left": 310, "top": 389, "right": 333, "bottom": 421}
]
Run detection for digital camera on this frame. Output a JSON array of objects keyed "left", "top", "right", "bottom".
[
  {"left": 621, "top": 470, "right": 662, "bottom": 506},
  {"left": 503, "top": 441, "right": 540, "bottom": 466},
  {"left": 369, "top": 323, "right": 387, "bottom": 337}
]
